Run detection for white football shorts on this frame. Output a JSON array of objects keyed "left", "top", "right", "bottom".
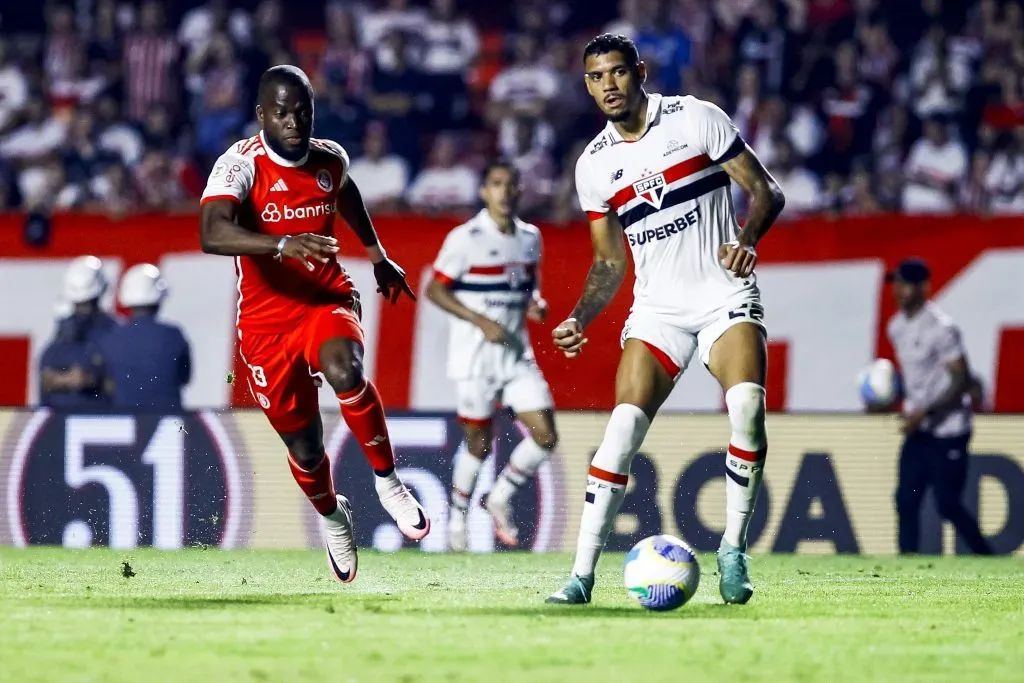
[
  {"left": 621, "top": 292, "right": 767, "bottom": 378},
  {"left": 455, "top": 360, "right": 553, "bottom": 423}
]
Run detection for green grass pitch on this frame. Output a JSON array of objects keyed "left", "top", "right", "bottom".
[{"left": 1, "top": 548, "right": 1021, "bottom": 683}]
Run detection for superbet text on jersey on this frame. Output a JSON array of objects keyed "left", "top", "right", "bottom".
[{"left": 200, "top": 132, "right": 354, "bottom": 333}]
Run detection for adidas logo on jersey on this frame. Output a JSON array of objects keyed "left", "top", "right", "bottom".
[{"left": 270, "top": 178, "right": 289, "bottom": 192}]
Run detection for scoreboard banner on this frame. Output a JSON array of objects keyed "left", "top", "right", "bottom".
[
  {"left": 0, "top": 214, "right": 1023, "bottom": 412},
  {"left": 1, "top": 409, "right": 1022, "bottom": 556}
]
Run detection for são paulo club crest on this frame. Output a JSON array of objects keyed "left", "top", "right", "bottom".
[
  {"left": 633, "top": 172, "right": 667, "bottom": 210},
  {"left": 316, "top": 169, "right": 333, "bottom": 192}
]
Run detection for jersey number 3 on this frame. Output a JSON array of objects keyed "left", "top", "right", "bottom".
[{"left": 248, "top": 364, "right": 268, "bottom": 388}]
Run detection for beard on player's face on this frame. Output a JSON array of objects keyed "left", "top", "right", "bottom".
[
  {"left": 602, "top": 89, "right": 639, "bottom": 123},
  {"left": 593, "top": 76, "right": 642, "bottom": 123},
  {"left": 258, "top": 88, "right": 314, "bottom": 161},
  {"left": 264, "top": 128, "right": 310, "bottom": 161}
]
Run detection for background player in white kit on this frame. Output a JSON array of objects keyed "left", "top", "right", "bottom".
[
  {"left": 547, "top": 34, "right": 785, "bottom": 605},
  {"left": 426, "top": 160, "right": 559, "bottom": 551}
]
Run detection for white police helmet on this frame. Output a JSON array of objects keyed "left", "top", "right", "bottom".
[
  {"left": 119, "top": 263, "right": 168, "bottom": 308},
  {"left": 62, "top": 255, "right": 108, "bottom": 304}
]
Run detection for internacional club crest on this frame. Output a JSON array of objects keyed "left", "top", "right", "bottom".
[{"left": 316, "top": 169, "right": 333, "bottom": 192}]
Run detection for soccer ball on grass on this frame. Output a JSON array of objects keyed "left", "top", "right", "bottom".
[{"left": 623, "top": 534, "right": 700, "bottom": 611}]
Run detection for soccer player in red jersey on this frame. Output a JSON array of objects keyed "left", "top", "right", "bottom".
[{"left": 199, "top": 65, "right": 429, "bottom": 583}]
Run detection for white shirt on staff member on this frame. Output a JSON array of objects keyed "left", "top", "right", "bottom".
[{"left": 887, "top": 302, "right": 972, "bottom": 438}]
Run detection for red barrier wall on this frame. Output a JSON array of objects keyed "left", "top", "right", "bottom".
[{"left": 1, "top": 213, "right": 1022, "bottom": 411}]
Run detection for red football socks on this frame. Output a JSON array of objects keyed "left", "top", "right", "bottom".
[
  {"left": 338, "top": 380, "right": 396, "bottom": 475},
  {"left": 287, "top": 452, "right": 338, "bottom": 516}
]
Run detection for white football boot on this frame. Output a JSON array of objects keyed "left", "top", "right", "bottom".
[
  {"left": 484, "top": 487, "right": 519, "bottom": 547},
  {"left": 378, "top": 481, "right": 431, "bottom": 541},
  {"left": 322, "top": 495, "right": 357, "bottom": 583},
  {"left": 448, "top": 506, "right": 468, "bottom": 552}
]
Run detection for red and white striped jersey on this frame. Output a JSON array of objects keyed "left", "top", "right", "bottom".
[
  {"left": 200, "top": 132, "right": 354, "bottom": 334},
  {"left": 123, "top": 34, "right": 180, "bottom": 120},
  {"left": 576, "top": 93, "right": 758, "bottom": 318},
  {"left": 433, "top": 210, "right": 541, "bottom": 380}
]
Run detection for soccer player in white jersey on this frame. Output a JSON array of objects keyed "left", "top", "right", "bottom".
[
  {"left": 546, "top": 34, "right": 785, "bottom": 605},
  {"left": 426, "top": 160, "right": 559, "bottom": 551},
  {"left": 885, "top": 258, "right": 992, "bottom": 555}
]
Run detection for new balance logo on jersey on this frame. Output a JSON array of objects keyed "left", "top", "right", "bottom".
[
  {"left": 633, "top": 173, "right": 667, "bottom": 209},
  {"left": 261, "top": 201, "right": 336, "bottom": 222},
  {"left": 365, "top": 435, "right": 388, "bottom": 447},
  {"left": 611, "top": 169, "right": 624, "bottom": 182},
  {"left": 270, "top": 178, "right": 289, "bottom": 192}
]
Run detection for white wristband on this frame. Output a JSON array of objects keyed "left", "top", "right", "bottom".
[{"left": 274, "top": 236, "right": 289, "bottom": 260}]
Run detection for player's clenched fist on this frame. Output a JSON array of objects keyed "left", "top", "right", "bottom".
[
  {"left": 552, "top": 317, "right": 588, "bottom": 358},
  {"left": 280, "top": 234, "right": 340, "bottom": 271},
  {"left": 718, "top": 240, "right": 758, "bottom": 278}
]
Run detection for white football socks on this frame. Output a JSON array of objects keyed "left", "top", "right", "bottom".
[
  {"left": 723, "top": 382, "right": 767, "bottom": 550},
  {"left": 490, "top": 435, "right": 552, "bottom": 505},
  {"left": 571, "top": 404, "right": 650, "bottom": 578},
  {"left": 451, "top": 441, "right": 484, "bottom": 511}
]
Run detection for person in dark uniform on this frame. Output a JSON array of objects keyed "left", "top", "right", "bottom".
[
  {"left": 39, "top": 256, "right": 118, "bottom": 408},
  {"left": 885, "top": 258, "right": 993, "bottom": 555},
  {"left": 101, "top": 263, "right": 191, "bottom": 410}
]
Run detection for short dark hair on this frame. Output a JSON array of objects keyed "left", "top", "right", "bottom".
[
  {"left": 258, "top": 65, "right": 313, "bottom": 102},
  {"left": 583, "top": 33, "right": 640, "bottom": 70},
  {"left": 481, "top": 158, "right": 520, "bottom": 184}
]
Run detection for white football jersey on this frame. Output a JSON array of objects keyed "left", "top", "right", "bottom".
[
  {"left": 433, "top": 209, "right": 542, "bottom": 380},
  {"left": 575, "top": 93, "right": 758, "bottom": 319}
]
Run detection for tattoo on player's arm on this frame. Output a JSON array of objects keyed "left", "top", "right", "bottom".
[
  {"left": 720, "top": 146, "right": 786, "bottom": 247},
  {"left": 571, "top": 259, "right": 626, "bottom": 329}
]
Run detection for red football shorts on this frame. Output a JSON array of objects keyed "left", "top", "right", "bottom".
[{"left": 238, "top": 303, "right": 364, "bottom": 433}]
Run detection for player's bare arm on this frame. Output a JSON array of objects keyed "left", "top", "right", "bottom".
[
  {"left": 335, "top": 178, "right": 415, "bottom": 303},
  {"left": 200, "top": 198, "right": 339, "bottom": 271},
  {"left": 426, "top": 279, "right": 510, "bottom": 344},
  {"left": 718, "top": 147, "right": 786, "bottom": 278},
  {"left": 552, "top": 213, "right": 627, "bottom": 358}
]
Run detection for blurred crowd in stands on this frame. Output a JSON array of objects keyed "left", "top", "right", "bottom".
[{"left": 0, "top": 0, "right": 1021, "bottom": 224}]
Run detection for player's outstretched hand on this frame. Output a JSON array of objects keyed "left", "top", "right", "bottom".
[
  {"left": 719, "top": 240, "right": 758, "bottom": 278},
  {"left": 281, "top": 234, "right": 339, "bottom": 271},
  {"left": 374, "top": 257, "right": 416, "bottom": 304},
  {"left": 552, "top": 318, "right": 587, "bottom": 358},
  {"left": 527, "top": 297, "right": 549, "bottom": 323}
]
